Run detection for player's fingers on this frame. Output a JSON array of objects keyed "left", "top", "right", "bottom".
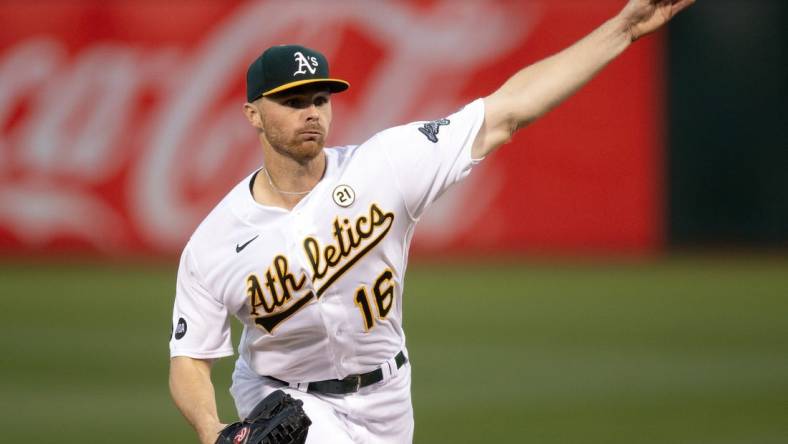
[{"left": 672, "top": 0, "right": 696, "bottom": 14}]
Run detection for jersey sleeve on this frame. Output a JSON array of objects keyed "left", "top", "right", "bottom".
[
  {"left": 169, "top": 242, "right": 234, "bottom": 359},
  {"left": 380, "top": 98, "right": 485, "bottom": 219}
]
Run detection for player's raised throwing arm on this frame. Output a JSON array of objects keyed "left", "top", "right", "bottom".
[{"left": 472, "top": 0, "right": 695, "bottom": 159}]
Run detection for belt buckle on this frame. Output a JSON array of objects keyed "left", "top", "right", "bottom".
[{"left": 350, "top": 374, "right": 361, "bottom": 393}]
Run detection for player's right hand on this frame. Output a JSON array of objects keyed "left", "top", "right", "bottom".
[{"left": 619, "top": 0, "right": 696, "bottom": 41}]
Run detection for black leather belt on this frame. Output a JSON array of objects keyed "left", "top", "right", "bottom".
[{"left": 267, "top": 351, "right": 407, "bottom": 395}]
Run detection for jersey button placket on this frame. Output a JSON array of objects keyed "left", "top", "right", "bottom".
[{"left": 291, "top": 211, "right": 343, "bottom": 375}]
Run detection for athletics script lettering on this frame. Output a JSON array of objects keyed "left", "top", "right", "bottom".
[{"left": 247, "top": 204, "right": 395, "bottom": 333}]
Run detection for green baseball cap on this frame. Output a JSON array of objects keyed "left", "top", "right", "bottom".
[{"left": 246, "top": 44, "right": 350, "bottom": 102}]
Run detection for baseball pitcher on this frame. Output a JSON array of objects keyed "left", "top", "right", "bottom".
[{"left": 168, "top": 1, "right": 695, "bottom": 443}]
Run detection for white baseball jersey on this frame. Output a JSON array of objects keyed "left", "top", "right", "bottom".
[{"left": 169, "top": 98, "right": 485, "bottom": 384}]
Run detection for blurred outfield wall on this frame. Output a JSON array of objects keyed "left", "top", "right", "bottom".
[{"left": 0, "top": 0, "right": 664, "bottom": 258}]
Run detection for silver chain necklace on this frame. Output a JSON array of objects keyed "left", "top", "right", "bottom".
[{"left": 261, "top": 167, "right": 311, "bottom": 196}]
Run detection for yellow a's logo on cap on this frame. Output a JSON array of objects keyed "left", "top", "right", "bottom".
[{"left": 293, "top": 51, "right": 318, "bottom": 76}]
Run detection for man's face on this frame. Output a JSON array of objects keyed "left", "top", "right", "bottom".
[{"left": 252, "top": 85, "right": 333, "bottom": 161}]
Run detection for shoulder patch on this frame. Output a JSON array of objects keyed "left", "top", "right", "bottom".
[{"left": 417, "top": 118, "right": 450, "bottom": 143}]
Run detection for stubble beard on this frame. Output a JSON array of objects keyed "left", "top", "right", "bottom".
[{"left": 264, "top": 126, "right": 326, "bottom": 165}]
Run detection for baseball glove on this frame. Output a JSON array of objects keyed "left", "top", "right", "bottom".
[{"left": 216, "top": 390, "right": 311, "bottom": 444}]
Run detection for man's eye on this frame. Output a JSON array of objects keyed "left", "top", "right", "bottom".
[
  {"left": 315, "top": 97, "right": 328, "bottom": 106},
  {"left": 285, "top": 99, "right": 301, "bottom": 108}
]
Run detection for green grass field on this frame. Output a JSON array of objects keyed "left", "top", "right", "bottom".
[{"left": 1, "top": 257, "right": 787, "bottom": 443}]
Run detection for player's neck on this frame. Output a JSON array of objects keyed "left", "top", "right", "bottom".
[{"left": 253, "top": 150, "right": 326, "bottom": 210}]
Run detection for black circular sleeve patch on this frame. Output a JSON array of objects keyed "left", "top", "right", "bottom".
[{"left": 174, "top": 317, "right": 188, "bottom": 340}]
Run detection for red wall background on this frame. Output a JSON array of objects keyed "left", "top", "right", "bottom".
[{"left": 0, "top": 0, "right": 663, "bottom": 258}]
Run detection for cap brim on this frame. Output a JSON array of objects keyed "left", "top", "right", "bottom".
[{"left": 262, "top": 78, "right": 350, "bottom": 97}]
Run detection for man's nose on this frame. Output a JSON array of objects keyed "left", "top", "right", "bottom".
[{"left": 304, "top": 104, "right": 320, "bottom": 120}]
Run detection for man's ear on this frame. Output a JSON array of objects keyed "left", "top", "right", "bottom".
[{"left": 243, "top": 102, "right": 264, "bottom": 131}]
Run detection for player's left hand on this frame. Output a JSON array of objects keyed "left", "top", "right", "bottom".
[
  {"left": 619, "top": 0, "right": 696, "bottom": 41},
  {"left": 215, "top": 390, "right": 311, "bottom": 444}
]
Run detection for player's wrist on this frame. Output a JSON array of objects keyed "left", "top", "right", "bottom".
[
  {"left": 608, "top": 13, "right": 638, "bottom": 43},
  {"left": 197, "top": 422, "right": 225, "bottom": 444}
]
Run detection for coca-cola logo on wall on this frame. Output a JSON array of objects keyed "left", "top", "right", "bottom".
[
  {"left": 0, "top": 0, "right": 536, "bottom": 255},
  {"left": 0, "top": 0, "right": 662, "bottom": 256}
]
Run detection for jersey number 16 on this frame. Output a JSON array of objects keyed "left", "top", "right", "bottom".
[{"left": 354, "top": 269, "right": 394, "bottom": 331}]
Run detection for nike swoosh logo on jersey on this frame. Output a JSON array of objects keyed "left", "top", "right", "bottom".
[{"left": 235, "top": 235, "right": 259, "bottom": 253}]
